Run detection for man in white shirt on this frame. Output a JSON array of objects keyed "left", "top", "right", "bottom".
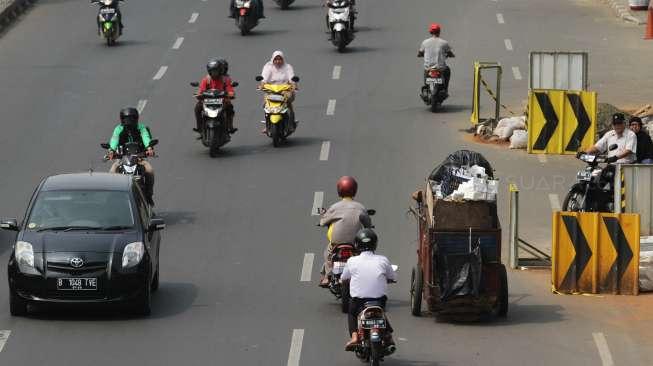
[
  {"left": 585, "top": 113, "right": 637, "bottom": 164},
  {"left": 341, "top": 229, "right": 396, "bottom": 351}
]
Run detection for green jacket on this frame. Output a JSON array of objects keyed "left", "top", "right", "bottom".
[{"left": 109, "top": 123, "right": 152, "bottom": 151}]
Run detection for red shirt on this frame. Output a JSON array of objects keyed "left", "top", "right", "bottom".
[{"left": 198, "top": 75, "right": 234, "bottom": 94}]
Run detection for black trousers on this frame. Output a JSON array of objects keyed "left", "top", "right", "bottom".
[
  {"left": 348, "top": 296, "right": 393, "bottom": 335},
  {"left": 424, "top": 66, "right": 451, "bottom": 91}
]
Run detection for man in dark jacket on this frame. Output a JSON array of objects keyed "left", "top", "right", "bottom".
[{"left": 629, "top": 117, "right": 653, "bottom": 163}]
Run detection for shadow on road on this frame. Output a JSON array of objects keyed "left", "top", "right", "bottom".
[
  {"left": 237, "top": 28, "right": 291, "bottom": 37},
  {"left": 279, "top": 3, "right": 321, "bottom": 10},
  {"left": 340, "top": 45, "right": 382, "bottom": 54},
  {"left": 279, "top": 136, "right": 323, "bottom": 149},
  {"left": 157, "top": 210, "right": 198, "bottom": 226},
  {"left": 383, "top": 359, "right": 439, "bottom": 366}
]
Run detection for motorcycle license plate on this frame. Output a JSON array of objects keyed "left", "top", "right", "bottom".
[
  {"left": 426, "top": 78, "right": 444, "bottom": 84},
  {"left": 57, "top": 278, "right": 98, "bottom": 291},
  {"left": 204, "top": 98, "right": 223, "bottom": 104},
  {"left": 332, "top": 262, "right": 346, "bottom": 275},
  {"left": 360, "top": 319, "right": 386, "bottom": 329},
  {"left": 100, "top": 8, "right": 116, "bottom": 14}
]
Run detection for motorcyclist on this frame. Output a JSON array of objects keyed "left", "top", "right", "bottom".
[
  {"left": 324, "top": 0, "right": 357, "bottom": 33},
  {"left": 341, "top": 228, "right": 396, "bottom": 351},
  {"left": 259, "top": 50, "right": 297, "bottom": 134},
  {"left": 629, "top": 116, "right": 653, "bottom": 163},
  {"left": 318, "top": 176, "right": 371, "bottom": 287},
  {"left": 418, "top": 23, "right": 455, "bottom": 96},
  {"left": 194, "top": 58, "right": 237, "bottom": 134},
  {"left": 107, "top": 107, "right": 156, "bottom": 203},
  {"left": 584, "top": 113, "right": 636, "bottom": 164},
  {"left": 228, "top": 0, "right": 265, "bottom": 19},
  {"left": 92, "top": 0, "right": 124, "bottom": 35}
]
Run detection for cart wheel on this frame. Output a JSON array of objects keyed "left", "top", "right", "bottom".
[
  {"left": 411, "top": 266, "right": 423, "bottom": 316},
  {"left": 496, "top": 264, "right": 508, "bottom": 317}
]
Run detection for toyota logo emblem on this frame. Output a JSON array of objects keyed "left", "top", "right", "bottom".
[{"left": 70, "top": 257, "right": 84, "bottom": 268}]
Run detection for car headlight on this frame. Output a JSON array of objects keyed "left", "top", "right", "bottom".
[
  {"left": 15, "top": 241, "right": 35, "bottom": 270},
  {"left": 122, "top": 242, "right": 144, "bottom": 268}
]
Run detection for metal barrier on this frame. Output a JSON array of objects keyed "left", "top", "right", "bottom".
[
  {"left": 508, "top": 184, "right": 551, "bottom": 269},
  {"left": 527, "top": 89, "right": 597, "bottom": 154},
  {"left": 470, "top": 61, "right": 503, "bottom": 127},
  {"left": 529, "top": 51, "right": 589, "bottom": 91},
  {"left": 552, "top": 211, "right": 640, "bottom": 295},
  {"left": 614, "top": 164, "right": 653, "bottom": 235}
]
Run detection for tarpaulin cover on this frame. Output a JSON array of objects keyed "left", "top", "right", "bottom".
[
  {"left": 438, "top": 245, "right": 483, "bottom": 302},
  {"left": 429, "top": 150, "right": 494, "bottom": 196}
]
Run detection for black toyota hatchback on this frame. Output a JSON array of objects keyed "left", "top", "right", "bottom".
[{"left": 1, "top": 172, "right": 165, "bottom": 316}]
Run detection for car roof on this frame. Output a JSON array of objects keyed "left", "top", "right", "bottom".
[{"left": 41, "top": 172, "right": 132, "bottom": 192}]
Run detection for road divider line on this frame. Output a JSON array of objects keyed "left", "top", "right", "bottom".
[
  {"left": 326, "top": 99, "right": 337, "bottom": 115},
  {"left": 189, "top": 12, "right": 199, "bottom": 23},
  {"left": 172, "top": 37, "right": 185, "bottom": 49},
  {"left": 300, "top": 253, "right": 315, "bottom": 282},
  {"left": 137, "top": 100, "right": 148, "bottom": 114},
  {"left": 312, "top": 191, "right": 324, "bottom": 216},
  {"left": 319, "top": 141, "right": 331, "bottom": 161},
  {"left": 332, "top": 65, "right": 341, "bottom": 80},
  {"left": 593, "top": 332, "right": 615, "bottom": 366},
  {"left": 549, "top": 193, "right": 561, "bottom": 211},
  {"left": 0, "top": 330, "right": 10, "bottom": 353},
  {"left": 512, "top": 66, "right": 522, "bottom": 80},
  {"left": 153, "top": 66, "right": 168, "bottom": 81},
  {"left": 287, "top": 329, "right": 305, "bottom": 366},
  {"left": 537, "top": 154, "right": 547, "bottom": 163},
  {"left": 504, "top": 38, "right": 513, "bottom": 51},
  {"left": 497, "top": 13, "right": 505, "bottom": 24}
]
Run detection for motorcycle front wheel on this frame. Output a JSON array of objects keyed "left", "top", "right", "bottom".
[
  {"left": 270, "top": 123, "right": 282, "bottom": 147},
  {"left": 238, "top": 16, "right": 249, "bottom": 35},
  {"left": 562, "top": 184, "right": 586, "bottom": 212}
]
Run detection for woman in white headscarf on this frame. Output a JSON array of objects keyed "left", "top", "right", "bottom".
[{"left": 259, "top": 51, "right": 297, "bottom": 133}]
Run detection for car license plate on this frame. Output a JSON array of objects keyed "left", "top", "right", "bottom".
[
  {"left": 57, "top": 278, "right": 98, "bottom": 291},
  {"left": 426, "top": 78, "right": 443, "bottom": 84},
  {"left": 360, "top": 319, "right": 386, "bottom": 329}
]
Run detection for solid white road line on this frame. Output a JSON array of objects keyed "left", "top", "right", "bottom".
[
  {"left": 497, "top": 13, "right": 505, "bottom": 24},
  {"left": 172, "top": 37, "right": 185, "bottom": 49},
  {"left": 189, "top": 12, "right": 199, "bottom": 23},
  {"left": 319, "top": 141, "right": 331, "bottom": 161},
  {"left": 312, "top": 191, "right": 324, "bottom": 216},
  {"left": 153, "top": 66, "right": 168, "bottom": 81},
  {"left": 512, "top": 66, "right": 523, "bottom": 80},
  {"left": 504, "top": 38, "right": 513, "bottom": 51},
  {"left": 332, "top": 65, "right": 341, "bottom": 80},
  {"left": 537, "top": 154, "right": 547, "bottom": 163},
  {"left": 300, "top": 253, "right": 315, "bottom": 282},
  {"left": 137, "top": 99, "right": 148, "bottom": 114},
  {"left": 549, "top": 193, "right": 561, "bottom": 211},
  {"left": 593, "top": 333, "right": 615, "bottom": 366},
  {"left": 287, "top": 329, "right": 305, "bottom": 366},
  {"left": 326, "top": 99, "right": 337, "bottom": 115},
  {"left": 0, "top": 330, "right": 10, "bottom": 353}
]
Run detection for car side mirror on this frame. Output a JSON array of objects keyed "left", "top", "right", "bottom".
[
  {"left": 366, "top": 209, "right": 376, "bottom": 216},
  {"left": 0, "top": 219, "right": 19, "bottom": 231},
  {"left": 100, "top": 143, "right": 110, "bottom": 149},
  {"left": 149, "top": 218, "right": 165, "bottom": 231},
  {"left": 609, "top": 144, "right": 618, "bottom": 151},
  {"left": 255, "top": 76, "right": 263, "bottom": 82},
  {"left": 190, "top": 81, "right": 199, "bottom": 87},
  {"left": 291, "top": 76, "right": 300, "bottom": 82},
  {"left": 231, "top": 81, "right": 239, "bottom": 88},
  {"left": 148, "top": 139, "right": 159, "bottom": 148}
]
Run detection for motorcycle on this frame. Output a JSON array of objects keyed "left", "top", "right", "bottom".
[
  {"left": 327, "top": 0, "right": 355, "bottom": 52},
  {"left": 562, "top": 144, "right": 618, "bottom": 212},
  {"left": 190, "top": 81, "right": 239, "bottom": 157},
  {"left": 255, "top": 76, "right": 300, "bottom": 147},
  {"left": 101, "top": 139, "right": 158, "bottom": 203},
  {"left": 91, "top": 0, "right": 123, "bottom": 46},
  {"left": 274, "top": 0, "right": 294, "bottom": 10},
  {"left": 420, "top": 66, "right": 450, "bottom": 112},
  {"left": 234, "top": 0, "right": 259, "bottom": 35}
]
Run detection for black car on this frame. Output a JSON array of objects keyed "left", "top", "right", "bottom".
[{"left": 1, "top": 172, "right": 165, "bottom": 316}]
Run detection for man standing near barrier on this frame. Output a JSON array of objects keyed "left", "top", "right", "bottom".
[
  {"left": 629, "top": 116, "right": 653, "bottom": 163},
  {"left": 585, "top": 113, "right": 637, "bottom": 164}
]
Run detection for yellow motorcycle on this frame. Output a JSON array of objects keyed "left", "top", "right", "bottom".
[{"left": 255, "top": 76, "right": 299, "bottom": 147}]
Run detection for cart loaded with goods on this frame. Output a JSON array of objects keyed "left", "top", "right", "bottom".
[{"left": 410, "top": 150, "right": 508, "bottom": 320}]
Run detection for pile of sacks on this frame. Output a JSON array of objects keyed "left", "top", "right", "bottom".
[
  {"left": 446, "top": 165, "right": 499, "bottom": 202},
  {"left": 494, "top": 116, "right": 527, "bottom": 149}
]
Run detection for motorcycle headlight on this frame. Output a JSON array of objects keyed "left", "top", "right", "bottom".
[
  {"left": 122, "top": 242, "right": 144, "bottom": 268},
  {"left": 15, "top": 241, "right": 35, "bottom": 270}
]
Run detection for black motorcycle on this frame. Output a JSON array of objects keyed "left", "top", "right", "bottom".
[
  {"left": 190, "top": 81, "right": 238, "bottom": 157},
  {"left": 420, "top": 66, "right": 450, "bottom": 112},
  {"left": 101, "top": 140, "right": 158, "bottom": 204},
  {"left": 350, "top": 285, "right": 397, "bottom": 365},
  {"left": 563, "top": 144, "right": 618, "bottom": 212},
  {"left": 234, "top": 0, "right": 259, "bottom": 35}
]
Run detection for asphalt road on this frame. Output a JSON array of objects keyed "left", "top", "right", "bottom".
[{"left": 0, "top": 0, "right": 652, "bottom": 365}]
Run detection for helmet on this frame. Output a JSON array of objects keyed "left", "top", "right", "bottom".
[
  {"left": 354, "top": 228, "right": 378, "bottom": 252},
  {"left": 429, "top": 23, "right": 441, "bottom": 34},
  {"left": 336, "top": 176, "right": 358, "bottom": 198},
  {"left": 207, "top": 58, "right": 228, "bottom": 78},
  {"left": 119, "top": 107, "right": 139, "bottom": 128}
]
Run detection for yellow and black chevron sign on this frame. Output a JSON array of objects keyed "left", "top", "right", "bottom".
[
  {"left": 527, "top": 89, "right": 597, "bottom": 154},
  {"left": 552, "top": 212, "right": 640, "bottom": 295}
]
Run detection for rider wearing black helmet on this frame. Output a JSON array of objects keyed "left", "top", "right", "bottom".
[
  {"left": 194, "top": 58, "right": 237, "bottom": 134},
  {"left": 341, "top": 228, "right": 396, "bottom": 351},
  {"left": 107, "top": 107, "right": 156, "bottom": 203}
]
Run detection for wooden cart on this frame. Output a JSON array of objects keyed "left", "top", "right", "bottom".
[{"left": 410, "top": 182, "right": 508, "bottom": 320}]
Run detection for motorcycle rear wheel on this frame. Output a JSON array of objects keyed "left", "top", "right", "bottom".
[{"left": 370, "top": 343, "right": 382, "bottom": 366}]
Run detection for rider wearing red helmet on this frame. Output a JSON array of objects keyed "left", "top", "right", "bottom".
[
  {"left": 318, "top": 176, "right": 372, "bottom": 287},
  {"left": 418, "top": 23, "right": 455, "bottom": 94}
]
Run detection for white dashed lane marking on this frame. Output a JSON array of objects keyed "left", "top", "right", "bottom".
[
  {"left": 512, "top": 66, "right": 522, "bottom": 80},
  {"left": 172, "top": 37, "right": 185, "bottom": 49},
  {"left": 319, "top": 141, "right": 331, "bottom": 161},
  {"left": 497, "top": 13, "right": 505, "bottom": 24},
  {"left": 504, "top": 38, "right": 513, "bottom": 51},
  {"left": 189, "top": 12, "right": 199, "bottom": 23},
  {"left": 312, "top": 192, "right": 324, "bottom": 216},
  {"left": 137, "top": 99, "right": 148, "bottom": 114},
  {"left": 300, "top": 253, "right": 315, "bottom": 282},
  {"left": 153, "top": 66, "right": 168, "bottom": 81},
  {"left": 287, "top": 329, "right": 305, "bottom": 366},
  {"left": 0, "top": 330, "right": 11, "bottom": 353},
  {"left": 332, "top": 65, "right": 341, "bottom": 80},
  {"left": 593, "top": 333, "right": 615, "bottom": 366},
  {"left": 326, "top": 99, "right": 337, "bottom": 115}
]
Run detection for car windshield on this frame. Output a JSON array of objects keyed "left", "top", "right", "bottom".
[{"left": 27, "top": 190, "right": 135, "bottom": 231}]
